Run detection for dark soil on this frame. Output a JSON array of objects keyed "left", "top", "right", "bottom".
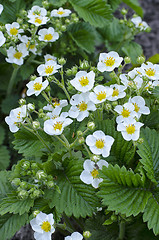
[{"left": 10, "top": 1, "right": 159, "bottom": 240}]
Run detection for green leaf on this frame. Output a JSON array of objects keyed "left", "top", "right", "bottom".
[
  {"left": 1, "top": 94, "right": 19, "bottom": 114},
  {"left": 13, "top": 128, "right": 52, "bottom": 158},
  {"left": 45, "top": 154, "right": 99, "bottom": 218},
  {"left": 123, "top": 0, "right": 143, "bottom": 17},
  {"left": 137, "top": 127, "right": 159, "bottom": 184},
  {"left": 68, "top": 22, "right": 95, "bottom": 53},
  {"left": 0, "top": 193, "right": 34, "bottom": 215},
  {"left": 0, "top": 146, "right": 10, "bottom": 170},
  {"left": 122, "top": 41, "right": 143, "bottom": 65},
  {"left": 0, "top": 213, "right": 28, "bottom": 240},
  {"left": 48, "top": 0, "right": 67, "bottom": 6},
  {"left": 20, "top": 63, "right": 34, "bottom": 80},
  {"left": 98, "top": 164, "right": 152, "bottom": 217},
  {"left": 0, "top": 126, "right": 5, "bottom": 145},
  {"left": 143, "top": 197, "right": 159, "bottom": 235},
  {"left": 96, "top": 119, "right": 135, "bottom": 165},
  {"left": 69, "top": 0, "right": 112, "bottom": 28},
  {"left": 147, "top": 54, "right": 159, "bottom": 64},
  {"left": 107, "top": 0, "right": 122, "bottom": 11},
  {"left": 0, "top": 171, "right": 12, "bottom": 198},
  {"left": 141, "top": 110, "right": 159, "bottom": 129},
  {"left": 152, "top": 86, "right": 159, "bottom": 100}
]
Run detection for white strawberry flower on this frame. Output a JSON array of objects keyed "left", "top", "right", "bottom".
[
  {"left": 140, "top": 62, "right": 159, "bottom": 80},
  {"left": 46, "top": 107, "right": 68, "bottom": 120},
  {"left": 30, "top": 212, "right": 55, "bottom": 240},
  {"left": 133, "top": 76, "right": 143, "bottom": 89},
  {"left": 107, "top": 84, "right": 126, "bottom": 101},
  {"left": 38, "top": 27, "right": 59, "bottom": 42},
  {"left": 65, "top": 232, "right": 83, "bottom": 240},
  {"left": 51, "top": 7, "right": 71, "bottom": 18},
  {"left": 0, "top": 31, "right": 6, "bottom": 47},
  {"left": 6, "top": 43, "right": 29, "bottom": 65},
  {"left": 27, "top": 5, "right": 47, "bottom": 18},
  {"left": 117, "top": 118, "right": 144, "bottom": 141},
  {"left": 80, "top": 159, "right": 108, "bottom": 189},
  {"left": 5, "top": 22, "right": 24, "bottom": 37},
  {"left": 153, "top": 80, "right": 159, "bottom": 87},
  {"left": 37, "top": 60, "right": 61, "bottom": 76},
  {"left": 129, "top": 96, "right": 150, "bottom": 119},
  {"left": 97, "top": 51, "right": 123, "bottom": 72},
  {"left": 28, "top": 15, "right": 49, "bottom": 26},
  {"left": 86, "top": 130, "right": 114, "bottom": 157},
  {"left": 43, "top": 100, "right": 68, "bottom": 111},
  {"left": 44, "top": 54, "right": 57, "bottom": 62},
  {"left": 128, "top": 67, "right": 143, "bottom": 79},
  {"left": 19, "top": 35, "right": 37, "bottom": 54},
  {"left": 26, "top": 77, "right": 49, "bottom": 96},
  {"left": 5, "top": 105, "right": 27, "bottom": 133},
  {"left": 68, "top": 92, "right": 96, "bottom": 122},
  {"left": 131, "top": 16, "right": 149, "bottom": 31},
  {"left": 145, "top": 81, "right": 153, "bottom": 92},
  {"left": 70, "top": 71, "right": 95, "bottom": 93},
  {"left": 0, "top": 4, "right": 3, "bottom": 15},
  {"left": 89, "top": 85, "right": 113, "bottom": 104},
  {"left": 114, "top": 102, "right": 137, "bottom": 124},
  {"left": 44, "top": 116, "right": 73, "bottom": 135}
]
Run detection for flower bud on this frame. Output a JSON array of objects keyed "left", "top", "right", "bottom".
[
  {"left": 105, "top": 103, "right": 112, "bottom": 111},
  {"left": 78, "top": 137, "right": 85, "bottom": 144},
  {"left": 71, "top": 66, "right": 78, "bottom": 75},
  {"left": 137, "top": 56, "right": 145, "bottom": 64},
  {"left": 137, "top": 138, "right": 144, "bottom": 144},
  {"left": 77, "top": 130, "right": 83, "bottom": 137},
  {"left": 36, "top": 170, "right": 47, "bottom": 180},
  {"left": 18, "top": 190, "right": 29, "bottom": 199},
  {"left": 79, "top": 60, "right": 89, "bottom": 70},
  {"left": 33, "top": 210, "right": 40, "bottom": 217},
  {"left": 33, "top": 121, "right": 40, "bottom": 129},
  {"left": 21, "top": 161, "right": 30, "bottom": 170},
  {"left": 31, "top": 163, "right": 38, "bottom": 170},
  {"left": 110, "top": 214, "right": 118, "bottom": 221},
  {"left": 27, "top": 103, "right": 35, "bottom": 111},
  {"left": 66, "top": 69, "right": 72, "bottom": 76},
  {"left": 58, "top": 58, "right": 66, "bottom": 65},
  {"left": 45, "top": 85, "right": 51, "bottom": 93},
  {"left": 20, "top": 181, "right": 28, "bottom": 189},
  {"left": 91, "top": 155, "right": 100, "bottom": 162},
  {"left": 19, "top": 98, "right": 26, "bottom": 105},
  {"left": 42, "top": 0, "right": 49, "bottom": 8},
  {"left": 43, "top": 115, "right": 50, "bottom": 121},
  {"left": 61, "top": 25, "right": 67, "bottom": 32},
  {"left": 30, "top": 75, "right": 37, "bottom": 81},
  {"left": 17, "top": 18, "right": 23, "bottom": 24},
  {"left": 124, "top": 56, "right": 131, "bottom": 64},
  {"left": 11, "top": 178, "right": 21, "bottom": 187},
  {"left": 39, "top": 113, "right": 45, "bottom": 118},
  {"left": 47, "top": 181, "right": 55, "bottom": 188},
  {"left": 121, "top": 8, "right": 128, "bottom": 15},
  {"left": 65, "top": 19, "right": 70, "bottom": 24},
  {"left": 72, "top": 17, "right": 79, "bottom": 23},
  {"left": 87, "top": 122, "right": 95, "bottom": 130},
  {"left": 145, "top": 27, "right": 151, "bottom": 33},
  {"left": 32, "top": 189, "right": 42, "bottom": 198},
  {"left": 83, "top": 231, "right": 91, "bottom": 239},
  {"left": 112, "top": 101, "right": 118, "bottom": 107}
]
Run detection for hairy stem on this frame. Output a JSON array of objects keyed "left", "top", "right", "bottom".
[
  {"left": 118, "top": 221, "right": 125, "bottom": 240},
  {"left": 7, "top": 66, "right": 20, "bottom": 96}
]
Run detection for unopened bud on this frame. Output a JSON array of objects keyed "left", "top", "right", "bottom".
[
  {"left": 105, "top": 103, "right": 112, "bottom": 111},
  {"left": 18, "top": 190, "right": 29, "bottom": 199},
  {"left": 58, "top": 58, "right": 66, "bottom": 65},
  {"left": 19, "top": 98, "right": 26, "bottom": 105},
  {"left": 77, "top": 130, "right": 83, "bottom": 137},
  {"left": 91, "top": 155, "right": 100, "bottom": 162},
  {"left": 21, "top": 161, "right": 30, "bottom": 170},
  {"left": 145, "top": 27, "right": 151, "bottom": 33},
  {"left": 83, "top": 231, "right": 91, "bottom": 239},
  {"left": 30, "top": 75, "right": 37, "bottom": 81},
  {"left": 79, "top": 60, "right": 89, "bottom": 70},
  {"left": 61, "top": 25, "right": 66, "bottom": 32},
  {"left": 11, "top": 178, "right": 21, "bottom": 187},
  {"left": 137, "top": 138, "right": 144, "bottom": 144},
  {"left": 33, "top": 210, "right": 40, "bottom": 217},
  {"left": 27, "top": 103, "right": 35, "bottom": 111},
  {"left": 33, "top": 121, "right": 40, "bottom": 129},
  {"left": 121, "top": 8, "right": 128, "bottom": 15},
  {"left": 36, "top": 170, "right": 47, "bottom": 180},
  {"left": 137, "top": 56, "right": 145, "bottom": 64},
  {"left": 42, "top": 0, "right": 49, "bottom": 8},
  {"left": 45, "top": 85, "right": 51, "bottom": 92},
  {"left": 110, "top": 214, "right": 118, "bottom": 221},
  {"left": 87, "top": 122, "right": 95, "bottom": 130},
  {"left": 71, "top": 66, "right": 78, "bottom": 75},
  {"left": 112, "top": 101, "right": 118, "bottom": 107},
  {"left": 124, "top": 56, "right": 131, "bottom": 64},
  {"left": 20, "top": 181, "right": 28, "bottom": 189},
  {"left": 32, "top": 189, "right": 42, "bottom": 198},
  {"left": 78, "top": 137, "right": 85, "bottom": 144},
  {"left": 47, "top": 181, "right": 55, "bottom": 188},
  {"left": 66, "top": 69, "right": 72, "bottom": 76}
]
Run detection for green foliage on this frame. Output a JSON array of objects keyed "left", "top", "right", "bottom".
[
  {"left": 0, "top": 193, "right": 34, "bottom": 215},
  {"left": 152, "top": 86, "right": 159, "bottom": 100},
  {"left": 98, "top": 164, "right": 151, "bottom": 217},
  {"left": 68, "top": 22, "right": 95, "bottom": 53},
  {"left": 0, "top": 126, "right": 5, "bottom": 145},
  {"left": 0, "top": 213, "right": 28, "bottom": 240},
  {"left": 45, "top": 152, "right": 99, "bottom": 218},
  {"left": 148, "top": 54, "right": 159, "bottom": 64},
  {"left": 0, "top": 146, "right": 10, "bottom": 170},
  {"left": 137, "top": 127, "right": 159, "bottom": 184},
  {"left": 0, "top": 171, "right": 12, "bottom": 198},
  {"left": 96, "top": 119, "right": 135, "bottom": 165},
  {"left": 122, "top": 0, "right": 143, "bottom": 17},
  {"left": 141, "top": 110, "right": 159, "bottom": 129},
  {"left": 107, "top": 0, "right": 122, "bottom": 12},
  {"left": 20, "top": 63, "right": 35, "bottom": 81},
  {"left": 1, "top": 94, "right": 19, "bottom": 114},
  {"left": 143, "top": 197, "right": 159, "bottom": 235},
  {"left": 48, "top": 0, "right": 67, "bottom": 6},
  {"left": 69, "top": 0, "right": 112, "bottom": 28},
  {"left": 122, "top": 41, "right": 143, "bottom": 65}
]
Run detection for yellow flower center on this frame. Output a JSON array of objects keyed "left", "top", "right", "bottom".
[
  {"left": 112, "top": 88, "right": 119, "bottom": 97},
  {"left": 134, "top": 103, "right": 140, "bottom": 112},
  {"left": 45, "top": 66, "right": 54, "bottom": 74},
  {"left": 121, "top": 108, "right": 130, "bottom": 118},
  {"left": 47, "top": 58, "right": 53, "bottom": 61},
  {"left": 14, "top": 51, "right": 22, "bottom": 59},
  {"left": 33, "top": 82, "right": 43, "bottom": 91},
  {"left": 10, "top": 27, "right": 18, "bottom": 36},
  {"left": 104, "top": 57, "right": 115, "bottom": 67},
  {"left": 145, "top": 68, "right": 155, "bottom": 77},
  {"left": 77, "top": 101, "right": 87, "bottom": 111},
  {"left": 53, "top": 102, "right": 60, "bottom": 107},
  {"left": 126, "top": 124, "right": 136, "bottom": 134},
  {"left": 58, "top": 10, "right": 65, "bottom": 15},
  {"left": 96, "top": 91, "right": 106, "bottom": 101},
  {"left": 35, "top": 17, "right": 42, "bottom": 24},
  {"left": 44, "top": 34, "right": 53, "bottom": 41},
  {"left": 136, "top": 70, "right": 142, "bottom": 75},
  {"left": 95, "top": 139, "right": 105, "bottom": 149},
  {"left": 41, "top": 221, "right": 51, "bottom": 232},
  {"left": 26, "top": 41, "right": 35, "bottom": 50},
  {"left": 79, "top": 76, "right": 89, "bottom": 87},
  {"left": 53, "top": 121, "right": 63, "bottom": 131},
  {"left": 91, "top": 169, "right": 99, "bottom": 178},
  {"left": 17, "top": 111, "right": 21, "bottom": 120}
]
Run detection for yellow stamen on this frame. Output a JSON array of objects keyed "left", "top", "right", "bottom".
[
  {"left": 145, "top": 68, "right": 155, "bottom": 77},
  {"left": 35, "top": 17, "right": 42, "bottom": 24},
  {"left": 95, "top": 139, "right": 104, "bottom": 149},
  {"left": 104, "top": 57, "right": 115, "bottom": 67},
  {"left": 126, "top": 124, "right": 135, "bottom": 134},
  {"left": 134, "top": 103, "right": 140, "bottom": 112},
  {"left": 17, "top": 112, "right": 21, "bottom": 120},
  {"left": 112, "top": 88, "right": 119, "bottom": 97},
  {"left": 53, "top": 102, "right": 60, "bottom": 107},
  {"left": 45, "top": 66, "right": 54, "bottom": 74},
  {"left": 10, "top": 28, "right": 18, "bottom": 36},
  {"left": 121, "top": 108, "right": 130, "bottom": 118},
  {"left": 58, "top": 10, "right": 65, "bottom": 15},
  {"left": 77, "top": 101, "right": 87, "bottom": 111},
  {"left": 26, "top": 41, "right": 35, "bottom": 50},
  {"left": 41, "top": 221, "right": 51, "bottom": 232},
  {"left": 96, "top": 91, "right": 106, "bottom": 101},
  {"left": 79, "top": 76, "right": 89, "bottom": 87},
  {"left": 53, "top": 121, "right": 63, "bottom": 131},
  {"left": 91, "top": 169, "right": 99, "bottom": 178},
  {"left": 33, "top": 82, "right": 43, "bottom": 91},
  {"left": 14, "top": 52, "right": 22, "bottom": 59},
  {"left": 44, "top": 34, "right": 53, "bottom": 41}
]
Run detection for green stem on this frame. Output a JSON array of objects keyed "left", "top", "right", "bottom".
[
  {"left": 7, "top": 66, "right": 20, "bottom": 96},
  {"left": 83, "top": 143, "right": 91, "bottom": 158},
  {"left": 53, "top": 135, "right": 66, "bottom": 146},
  {"left": 60, "top": 84, "right": 70, "bottom": 101},
  {"left": 118, "top": 222, "right": 125, "bottom": 240}
]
